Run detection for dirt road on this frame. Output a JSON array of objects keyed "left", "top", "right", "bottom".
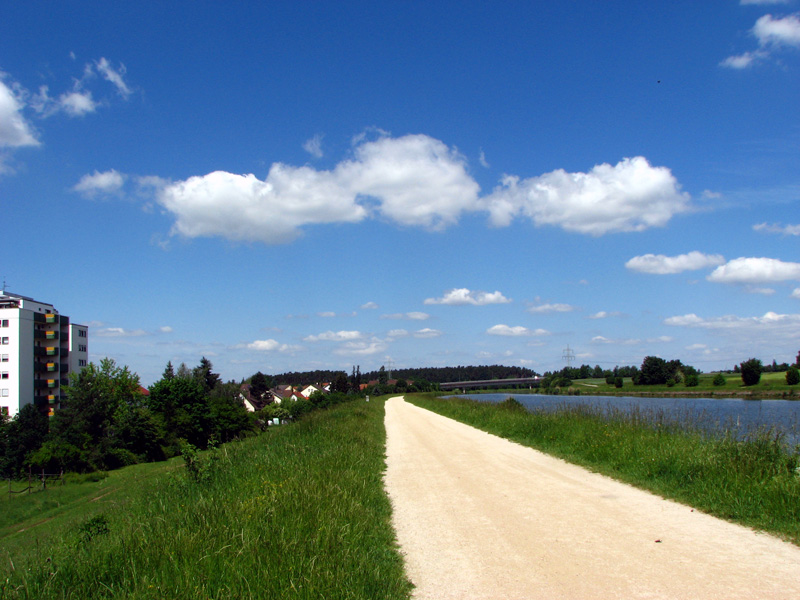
[{"left": 383, "top": 396, "right": 800, "bottom": 599}]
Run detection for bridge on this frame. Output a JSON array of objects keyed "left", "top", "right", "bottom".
[{"left": 439, "top": 377, "right": 542, "bottom": 391}]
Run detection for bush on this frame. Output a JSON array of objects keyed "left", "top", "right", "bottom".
[
  {"left": 713, "top": 373, "right": 726, "bottom": 386},
  {"left": 684, "top": 374, "right": 699, "bottom": 387},
  {"left": 614, "top": 377, "right": 624, "bottom": 388},
  {"left": 787, "top": 367, "right": 800, "bottom": 386},
  {"left": 740, "top": 358, "right": 763, "bottom": 386}
]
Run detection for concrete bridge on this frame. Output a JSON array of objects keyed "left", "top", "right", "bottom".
[{"left": 439, "top": 377, "right": 542, "bottom": 391}]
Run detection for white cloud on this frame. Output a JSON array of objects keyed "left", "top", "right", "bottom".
[
  {"left": 338, "top": 133, "right": 481, "bottom": 230},
  {"left": 753, "top": 13, "right": 800, "bottom": 47},
  {"left": 317, "top": 311, "right": 336, "bottom": 318},
  {"left": 381, "top": 312, "right": 430, "bottom": 320},
  {"left": 479, "top": 149, "right": 489, "bottom": 168},
  {"left": 424, "top": 288, "right": 511, "bottom": 306},
  {"left": 625, "top": 251, "right": 725, "bottom": 274},
  {"left": 303, "top": 133, "right": 324, "bottom": 158},
  {"left": 707, "top": 257, "right": 800, "bottom": 284},
  {"left": 58, "top": 90, "right": 97, "bottom": 116},
  {"left": 159, "top": 326, "right": 173, "bottom": 333},
  {"left": 247, "top": 339, "right": 281, "bottom": 351},
  {"left": 387, "top": 329, "right": 409, "bottom": 338},
  {"left": 95, "top": 57, "right": 132, "bottom": 99},
  {"left": 722, "top": 12, "right": 800, "bottom": 68},
  {"left": 486, "top": 324, "right": 549, "bottom": 337},
  {"left": 334, "top": 340, "right": 387, "bottom": 356},
  {"left": 159, "top": 167, "right": 365, "bottom": 244},
  {"left": 527, "top": 302, "right": 575, "bottom": 314},
  {"left": 414, "top": 328, "right": 442, "bottom": 338},
  {"left": 590, "top": 335, "right": 641, "bottom": 345},
  {"left": 158, "top": 134, "right": 480, "bottom": 243},
  {"left": 95, "top": 327, "right": 148, "bottom": 337},
  {"left": 720, "top": 51, "right": 766, "bottom": 69},
  {"left": 73, "top": 169, "right": 126, "bottom": 197},
  {"left": 588, "top": 311, "right": 623, "bottom": 319},
  {"left": 665, "top": 311, "right": 800, "bottom": 340},
  {"left": 0, "top": 77, "right": 39, "bottom": 148},
  {"left": 745, "top": 285, "right": 776, "bottom": 295},
  {"left": 754, "top": 222, "right": 800, "bottom": 236},
  {"left": 303, "top": 330, "right": 363, "bottom": 342},
  {"left": 792, "top": 288, "right": 800, "bottom": 299},
  {"left": 361, "top": 301, "right": 379, "bottom": 310},
  {"left": 485, "top": 156, "right": 690, "bottom": 235}
]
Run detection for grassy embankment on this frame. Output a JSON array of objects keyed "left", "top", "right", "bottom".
[
  {"left": 406, "top": 393, "right": 800, "bottom": 545},
  {"left": 562, "top": 372, "right": 799, "bottom": 399},
  {"left": 1, "top": 397, "right": 411, "bottom": 600}
]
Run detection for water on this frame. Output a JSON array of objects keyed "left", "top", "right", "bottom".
[{"left": 449, "top": 393, "right": 800, "bottom": 446}]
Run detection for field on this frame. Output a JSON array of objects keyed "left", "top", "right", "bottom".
[
  {"left": 1, "top": 397, "right": 411, "bottom": 600},
  {"left": 536, "top": 371, "right": 799, "bottom": 398}
]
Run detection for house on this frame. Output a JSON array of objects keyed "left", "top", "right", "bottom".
[{"left": 239, "top": 383, "right": 273, "bottom": 412}]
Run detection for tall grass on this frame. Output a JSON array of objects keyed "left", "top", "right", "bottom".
[
  {"left": 1, "top": 397, "right": 411, "bottom": 599},
  {"left": 407, "top": 394, "right": 800, "bottom": 544}
]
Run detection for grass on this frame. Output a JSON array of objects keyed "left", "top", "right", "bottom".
[
  {"left": 405, "top": 393, "right": 800, "bottom": 545},
  {"left": 564, "top": 372, "right": 800, "bottom": 398},
  {"left": 1, "top": 396, "right": 411, "bottom": 599}
]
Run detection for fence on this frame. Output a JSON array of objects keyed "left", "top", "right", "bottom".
[{"left": 7, "top": 467, "right": 64, "bottom": 495}]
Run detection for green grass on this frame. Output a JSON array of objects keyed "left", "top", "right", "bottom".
[
  {"left": 553, "top": 371, "right": 800, "bottom": 398},
  {"left": 406, "top": 393, "right": 800, "bottom": 545},
  {"left": 1, "top": 397, "right": 411, "bottom": 600}
]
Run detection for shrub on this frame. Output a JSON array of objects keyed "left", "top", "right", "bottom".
[
  {"left": 684, "top": 374, "right": 699, "bottom": 387},
  {"left": 740, "top": 358, "right": 763, "bottom": 386},
  {"left": 614, "top": 377, "right": 624, "bottom": 388},
  {"left": 713, "top": 373, "right": 726, "bottom": 387},
  {"left": 787, "top": 367, "right": 800, "bottom": 386}
]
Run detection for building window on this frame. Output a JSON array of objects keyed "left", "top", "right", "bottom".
[
  {"left": 1, "top": 389, "right": 8, "bottom": 397},
  {"left": 1, "top": 354, "right": 7, "bottom": 362},
  {"left": 0, "top": 320, "right": 8, "bottom": 327},
  {"left": 0, "top": 372, "right": 7, "bottom": 380},
  {"left": 78, "top": 344, "right": 87, "bottom": 352},
  {"left": 0, "top": 338, "right": 8, "bottom": 345},
  {"left": 78, "top": 329, "right": 87, "bottom": 337},
  {"left": 1, "top": 406, "right": 8, "bottom": 416},
  {"left": 78, "top": 359, "right": 87, "bottom": 367}
]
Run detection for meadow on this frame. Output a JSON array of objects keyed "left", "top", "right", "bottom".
[
  {"left": 406, "top": 393, "right": 800, "bottom": 545},
  {"left": 1, "top": 397, "right": 411, "bottom": 600}
]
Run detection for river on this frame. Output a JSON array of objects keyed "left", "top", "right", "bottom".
[{"left": 449, "top": 393, "right": 800, "bottom": 446}]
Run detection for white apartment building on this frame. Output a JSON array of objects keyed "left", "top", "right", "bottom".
[{"left": 0, "top": 291, "right": 89, "bottom": 418}]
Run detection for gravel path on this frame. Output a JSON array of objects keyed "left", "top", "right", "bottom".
[{"left": 383, "top": 396, "right": 800, "bottom": 599}]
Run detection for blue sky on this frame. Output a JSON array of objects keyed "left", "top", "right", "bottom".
[{"left": 2, "top": 1, "right": 799, "bottom": 385}]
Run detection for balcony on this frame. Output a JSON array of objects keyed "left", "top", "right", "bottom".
[
  {"left": 45, "top": 313, "right": 57, "bottom": 324},
  {"left": 46, "top": 330, "right": 59, "bottom": 340},
  {"left": 45, "top": 347, "right": 59, "bottom": 356},
  {"left": 47, "top": 362, "right": 57, "bottom": 372}
]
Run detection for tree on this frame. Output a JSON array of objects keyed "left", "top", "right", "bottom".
[
  {"left": 378, "top": 365, "right": 388, "bottom": 385},
  {"left": 796, "top": 351, "right": 800, "bottom": 368},
  {"left": 332, "top": 372, "right": 349, "bottom": 394},
  {"left": 2, "top": 404, "right": 49, "bottom": 477},
  {"left": 249, "top": 371, "right": 270, "bottom": 400},
  {"left": 786, "top": 366, "right": 800, "bottom": 386},
  {"left": 740, "top": 358, "right": 762, "bottom": 386},
  {"left": 636, "top": 356, "right": 670, "bottom": 385},
  {"left": 194, "top": 357, "right": 220, "bottom": 392},
  {"left": 148, "top": 377, "right": 211, "bottom": 449},
  {"left": 208, "top": 382, "right": 253, "bottom": 443},
  {"left": 712, "top": 373, "right": 726, "bottom": 386},
  {"left": 162, "top": 360, "right": 175, "bottom": 381}
]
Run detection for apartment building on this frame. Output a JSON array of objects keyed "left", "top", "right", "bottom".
[{"left": 0, "top": 291, "right": 88, "bottom": 418}]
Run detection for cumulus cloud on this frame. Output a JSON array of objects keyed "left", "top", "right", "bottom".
[
  {"left": 247, "top": 339, "right": 281, "bottom": 351},
  {"left": 754, "top": 222, "right": 800, "bottom": 236},
  {"left": 94, "top": 327, "right": 148, "bottom": 337},
  {"left": 527, "top": 303, "right": 576, "bottom": 314},
  {"left": 361, "top": 301, "right": 379, "bottom": 310},
  {"left": 792, "top": 288, "right": 800, "bottom": 299},
  {"left": 31, "top": 84, "right": 98, "bottom": 117},
  {"left": 625, "top": 251, "right": 726, "bottom": 274},
  {"left": 487, "top": 324, "right": 549, "bottom": 337},
  {"left": 73, "top": 169, "right": 126, "bottom": 197},
  {"left": 303, "top": 330, "right": 363, "bottom": 342},
  {"left": 722, "top": 12, "right": 800, "bottom": 68},
  {"left": 333, "top": 340, "right": 387, "bottom": 356},
  {"left": 424, "top": 288, "right": 511, "bottom": 306},
  {"left": 387, "top": 329, "right": 409, "bottom": 338},
  {"left": 706, "top": 257, "right": 800, "bottom": 284},
  {"left": 0, "top": 77, "right": 39, "bottom": 148},
  {"left": 484, "top": 156, "right": 690, "bottom": 236},
  {"left": 588, "top": 311, "right": 623, "bottom": 319}
]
